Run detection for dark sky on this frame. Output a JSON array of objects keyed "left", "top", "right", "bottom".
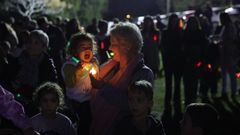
[{"left": 104, "top": 0, "right": 161, "bottom": 20}]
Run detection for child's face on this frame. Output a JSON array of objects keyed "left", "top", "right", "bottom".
[
  {"left": 128, "top": 89, "right": 153, "bottom": 119},
  {"left": 40, "top": 93, "right": 58, "bottom": 115},
  {"left": 77, "top": 40, "right": 93, "bottom": 63},
  {"left": 27, "top": 37, "right": 45, "bottom": 56},
  {"left": 180, "top": 113, "right": 194, "bottom": 135}
]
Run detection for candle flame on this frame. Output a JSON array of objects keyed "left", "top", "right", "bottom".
[{"left": 90, "top": 68, "right": 97, "bottom": 75}]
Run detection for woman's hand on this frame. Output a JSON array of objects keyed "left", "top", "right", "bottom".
[{"left": 90, "top": 74, "right": 105, "bottom": 89}]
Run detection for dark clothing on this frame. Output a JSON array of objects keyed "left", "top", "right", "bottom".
[
  {"left": 182, "top": 30, "right": 208, "bottom": 106},
  {"left": 141, "top": 30, "right": 160, "bottom": 76},
  {"left": 5, "top": 51, "right": 58, "bottom": 116},
  {"left": 160, "top": 28, "right": 184, "bottom": 115},
  {"left": 113, "top": 115, "right": 166, "bottom": 135}
]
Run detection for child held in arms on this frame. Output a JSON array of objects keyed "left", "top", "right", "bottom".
[{"left": 61, "top": 32, "right": 99, "bottom": 135}]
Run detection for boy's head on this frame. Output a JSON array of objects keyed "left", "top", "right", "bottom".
[
  {"left": 128, "top": 80, "right": 153, "bottom": 118},
  {"left": 27, "top": 30, "right": 49, "bottom": 56},
  {"left": 33, "top": 82, "right": 64, "bottom": 115},
  {"left": 67, "top": 32, "right": 97, "bottom": 62},
  {"left": 181, "top": 103, "right": 219, "bottom": 135}
]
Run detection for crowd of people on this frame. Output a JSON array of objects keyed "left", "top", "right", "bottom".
[{"left": 0, "top": 5, "right": 240, "bottom": 135}]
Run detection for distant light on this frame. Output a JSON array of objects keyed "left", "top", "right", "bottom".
[
  {"left": 236, "top": 73, "right": 240, "bottom": 78},
  {"left": 16, "top": 93, "right": 21, "bottom": 98},
  {"left": 153, "top": 35, "right": 157, "bottom": 42},
  {"left": 101, "top": 41, "right": 105, "bottom": 49},
  {"left": 225, "top": 7, "right": 234, "bottom": 13},
  {"left": 126, "top": 14, "right": 131, "bottom": 19},
  {"left": 183, "top": 16, "right": 187, "bottom": 20}
]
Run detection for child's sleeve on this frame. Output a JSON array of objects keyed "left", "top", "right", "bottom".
[
  {"left": 0, "top": 85, "right": 32, "bottom": 130},
  {"left": 62, "top": 64, "right": 78, "bottom": 88}
]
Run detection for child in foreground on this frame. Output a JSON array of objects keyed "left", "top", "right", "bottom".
[
  {"left": 180, "top": 103, "right": 219, "bottom": 135},
  {"left": 113, "top": 80, "right": 166, "bottom": 135},
  {"left": 31, "top": 82, "right": 76, "bottom": 135}
]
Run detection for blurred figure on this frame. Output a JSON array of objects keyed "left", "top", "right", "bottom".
[
  {"left": 113, "top": 80, "right": 166, "bottom": 135},
  {"left": 8, "top": 30, "right": 58, "bottom": 116},
  {"left": 0, "top": 85, "right": 39, "bottom": 135},
  {"left": 182, "top": 16, "right": 208, "bottom": 106},
  {"left": 95, "top": 19, "right": 111, "bottom": 64},
  {"left": 86, "top": 18, "right": 99, "bottom": 35},
  {"left": 37, "top": 17, "right": 67, "bottom": 89},
  {"left": 160, "top": 14, "right": 184, "bottom": 120},
  {"left": 66, "top": 18, "right": 83, "bottom": 41},
  {"left": 31, "top": 82, "right": 76, "bottom": 135},
  {"left": 141, "top": 15, "right": 161, "bottom": 79},
  {"left": 180, "top": 103, "right": 219, "bottom": 135},
  {"left": 90, "top": 22, "right": 154, "bottom": 135},
  {"left": 219, "top": 12, "right": 239, "bottom": 99}
]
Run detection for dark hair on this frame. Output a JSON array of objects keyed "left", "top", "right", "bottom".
[
  {"left": 185, "top": 103, "right": 219, "bottom": 135},
  {"left": 33, "top": 82, "right": 64, "bottom": 107},
  {"left": 67, "top": 32, "right": 97, "bottom": 57},
  {"left": 167, "top": 14, "right": 180, "bottom": 30},
  {"left": 220, "top": 12, "right": 232, "bottom": 25},
  {"left": 128, "top": 80, "right": 153, "bottom": 100}
]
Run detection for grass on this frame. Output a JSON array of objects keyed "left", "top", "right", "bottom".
[{"left": 152, "top": 76, "right": 240, "bottom": 113}]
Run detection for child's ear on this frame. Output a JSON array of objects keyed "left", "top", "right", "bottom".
[{"left": 149, "top": 100, "right": 153, "bottom": 108}]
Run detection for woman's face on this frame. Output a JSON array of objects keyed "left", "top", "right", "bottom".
[
  {"left": 109, "top": 35, "right": 128, "bottom": 62},
  {"left": 77, "top": 40, "right": 93, "bottom": 63}
]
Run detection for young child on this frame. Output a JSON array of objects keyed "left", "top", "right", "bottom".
[
  {"left": 31, "top": 82, "right": 76, "bottom": 135},
  {"left": 61, "top": 32, "right": 98, "bottom": 135},
  {"left": 180, "top": 103, "right": 219, "bottom": 135},
  {"left": 113, "top": 80, "right": 166, "bottom": 135}
]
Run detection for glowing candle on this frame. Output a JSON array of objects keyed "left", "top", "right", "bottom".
[{"left": 90, "top": 67, "right": 97, "bottom": 75}]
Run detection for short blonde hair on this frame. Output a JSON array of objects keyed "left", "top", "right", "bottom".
[{"left": 110, "top": 22, "right": 143, "bottom": 52}]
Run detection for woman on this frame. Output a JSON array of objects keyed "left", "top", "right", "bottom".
[
  {"left": 160, "top": 14, "right": 184, "bottom": 120},
  {"left": 90, "top": 22, "right": 154, "bottom": 135}
]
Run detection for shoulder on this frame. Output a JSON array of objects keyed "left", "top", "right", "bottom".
[
  {"left": 148, "top": 115, "right": 166, "bottom": 135},
  {"left": 31, "top": 113, "right": 42, "bottom": 122},
  {"left": 56, "top": 112, "right": 73, "bottom": 124}
]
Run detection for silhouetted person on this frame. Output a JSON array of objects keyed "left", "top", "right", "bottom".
[
  {"left": 182, "top": 16, "right": 208, "bottom": 106},
  {"left": 161, "top": 14, "right": 184, "bottom": 120},
  {"left": 86, "top": 18, "right": 99, "bottom": 35},
  {"left": 141, "top": 15, "right": 161, "bottom": 79},
  {"left": 219, "top": 12, "right": 239, "bottom": 99},
  {"left": 95, "top": 19, "right": 110, "bottom": 64}
]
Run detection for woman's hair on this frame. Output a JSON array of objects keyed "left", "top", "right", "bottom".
[
  {"left": 167, "top": 14, "right": 180, "bottom": 30},
  {"left": 30, "top": 30, "right": 49, "bottom": 47},
  {"left": 33, "top": 82, "right": 64, "bottom": 107},
  {"left": 185, "top": 16, "right": 201, "bottom": 31},
  {"left": 220, "top": 12, "right": 232, "bottom": 25},
  {"left": 128, "top": 80, "right": 153, "bottom": 100},
  {"left": 110, "top": 22, "right": 143, "bottom": 53},
  {"left": 67, "top": 32, "right": 97, "bottom": 57},
  {"left": 185, "top": 103, "right": 219, "bottom": 135}
]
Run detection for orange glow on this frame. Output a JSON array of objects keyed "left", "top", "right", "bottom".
[
  {"left": 179, "top": 19, "right": 184, "bottom": 28},
  {"left": 236, "top": 73, "right": 240, "bottom": 78},
  {"left": 207, "top": 64, "right": 212, "bottom": 70}
]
